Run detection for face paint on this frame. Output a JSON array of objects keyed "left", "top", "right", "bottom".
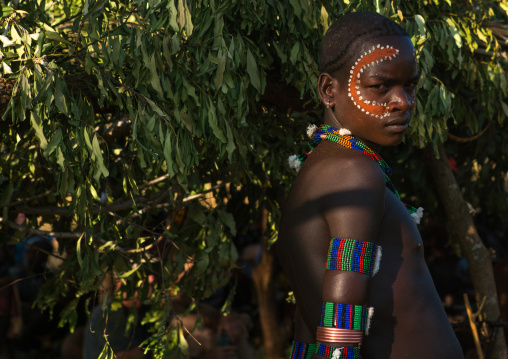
[{"left": 347, "top": 45, "right": 400, "bottom": 119}]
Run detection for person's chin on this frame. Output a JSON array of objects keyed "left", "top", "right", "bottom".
[{"left": 382, "top": 131, "right": 407, "bottom": 146}]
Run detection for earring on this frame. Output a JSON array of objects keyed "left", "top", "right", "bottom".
[{"left": 326, "top": 100, "right": 330, "bottom": 109}]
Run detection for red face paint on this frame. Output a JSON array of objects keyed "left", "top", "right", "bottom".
[{"left": 348, "top": 45, "right": 399, "bottom": 118}]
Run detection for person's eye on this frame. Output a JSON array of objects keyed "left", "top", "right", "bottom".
[
  {"left": 405, "top": 82, "right": 418, "bottom": 92},
  {"left": 370, "top": 84, "right": 387, "bottom": 91}
]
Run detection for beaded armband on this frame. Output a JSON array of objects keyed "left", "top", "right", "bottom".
[
  {"left": 320, "top": 302, "right": 373, "bottom": 334},
  {"left": 326, "top": 238, "right": 382, "bottom": 276},
  {"left": 289, "top": 341, "right": 316, "bottom": 359},
  {"left": 315, "top": 343, "right": 361, "bottom": 359}
]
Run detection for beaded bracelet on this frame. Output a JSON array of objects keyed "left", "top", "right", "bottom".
[
  {"left": 315, "top": 342, "right": 361, "bottom": 359},
  {"left": 320, "top": 302, "right": 372, "bottom": 332},
  {"left": 289, "top": 341, "right": 316, "bottom": 359},
  {"left": 326, "top": 238, "right": 381, "bottom": 276}
]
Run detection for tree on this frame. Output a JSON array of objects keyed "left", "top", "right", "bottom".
[{"left": 0, "top": 0, "right": 507, "bottom": 358}]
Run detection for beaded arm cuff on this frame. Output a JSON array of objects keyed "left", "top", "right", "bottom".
[
  {"left": 326, "top": 238, "right": 382, "bottom": 276},
  {"left": 316, "top": 343, "right": 361, "bottom": 359},
  {"left": 289, "top": 341, "right": 316, "bottom": 359},
  {"left": 320, "top": 302, "right": 373, "bottom": 333}
]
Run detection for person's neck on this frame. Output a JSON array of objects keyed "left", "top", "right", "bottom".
[{"left": 323, "top": 109, "right": 383, "bottom": 153}]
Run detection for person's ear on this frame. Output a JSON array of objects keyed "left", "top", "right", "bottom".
[{"left": 318, "top": 72, "right": 339, "bottom": 108}]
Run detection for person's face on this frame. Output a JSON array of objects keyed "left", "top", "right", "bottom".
[{"left": 321, "top": 36, "right": 418, "bottom": 150}]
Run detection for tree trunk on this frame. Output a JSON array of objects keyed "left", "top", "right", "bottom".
[
  {"left": 424, "top": 144, "right": 507, "bottom": 358},
  {"left": 252, "top": 206, "right": 283, "bottom": 359}
]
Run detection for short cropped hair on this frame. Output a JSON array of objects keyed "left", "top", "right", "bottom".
[{"left": 320, "top": 12, "right": 409, "bottom": 75}]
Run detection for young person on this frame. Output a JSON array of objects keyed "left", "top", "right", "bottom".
[{"left": 277, "top": 12, "right": 464, "bottom": 359}]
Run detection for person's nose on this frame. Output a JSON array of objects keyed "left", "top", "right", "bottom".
[{"left": 386, "top": 87, "right": 413, "bottom": 113}]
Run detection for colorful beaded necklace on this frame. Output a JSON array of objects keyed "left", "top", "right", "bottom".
[{"left": 289, "top": 124, "right": 423, "bottom": 224}]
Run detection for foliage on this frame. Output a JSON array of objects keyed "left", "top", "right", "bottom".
[{"left": 0, "top": 0, "right": 507, "bottom": 357}]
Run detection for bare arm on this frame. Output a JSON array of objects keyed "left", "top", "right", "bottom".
[{"left": 315, "top": 150, "right": 386, "bottom": 352}]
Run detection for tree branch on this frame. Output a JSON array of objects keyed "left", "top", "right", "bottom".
[
  {"left": 447, "top": 123, "right": 491, "bottom": 143},
  {"left": 2, "top": 220, "right": 82, "bottom": 239},
  {"left": 3, "top": 187, "right": 56, "bottom": 208}
]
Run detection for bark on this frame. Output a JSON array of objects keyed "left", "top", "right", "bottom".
[
  {"left": 252, "top": 206, "right": 283, "bottom": 359},
  {"left": 424, "top": 144, "right": 507, "bottom": 358}
]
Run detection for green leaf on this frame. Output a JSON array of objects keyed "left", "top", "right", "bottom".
[
  {"left": 164, "top": 131, "right": 175, "bottom": 177},
  {"left": 76, "top": 233, "right": 84, "bottom": 267},
  {"left": 117, "top": 264, "right": 141, "bottom": 279},
  {"left": 290, "top": 42, "right": 300, "bottom": 64},
  {"left": 149, "top": 54, "right": 163, "bottom": 96},
  {"left": 272, "top": 42, "right": 287, "bottom": 63},
  {"left": 0, "top": 35, "right": 15, "bottom": 47},
  {"left": 224, "top": 121, "right": 235, "bottom": 161},
  {"left": 168, "top": 0, "right": 179, "bottom": 32},
  {"left": 44, "top": 128, "right": 62, "bottom": 156},
  {"left": 0, "top": 5, "right": 13, "bottom": 18},
  {"left": 55, "top": 78, "right": 68, "bottom": 114},
  {"left": 207, "top": 100, "right": 226, "bottom": 143},
  {"left": 501, "top": 101, "right": 508, "bottom": 118},
  {"left": 45, "top": 31, "right": 73, "bottom": 46},
  {"left": 445, "top": 19, "right": 462, "bottom": 48},
  {"left": 30, "top": 112, "right": 48, "bottom": 150},
  {"left": 246, "top": 49, "right": 261, "bottom": 92},
  {"left": 177, "top": 0, "right": 186, "bottom": 30},
  {"left": 92, "top": 134, "right": 109, "bottom": 179},
  {"left": 214, "top": 50, "right": 226, "bottom": 89},
  {"left": 217, "top": 209, "right": 236, "bottom": 236},
  {"left": 56, "top": 147, "right": 65, "bottom": 171},
  {"left": 414, "top": 15, "right": 426, "bottom": 37}
]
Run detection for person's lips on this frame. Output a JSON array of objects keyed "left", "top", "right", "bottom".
[{"left": 385, "top": 116, "right": 410, "bottom": 132}]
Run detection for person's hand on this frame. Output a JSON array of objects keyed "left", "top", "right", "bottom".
[
  {"left": 217, "top": 313, "right": 248, "bottom": 344},
  {"left": 15, "top": 213, "right": 25, "bottom": 225}
]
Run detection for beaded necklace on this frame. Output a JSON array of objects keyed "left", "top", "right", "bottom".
[{"left": 288, "top": 124, "right": 423, "bottom": 224}]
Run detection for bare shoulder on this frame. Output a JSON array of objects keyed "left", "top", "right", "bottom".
[
  {"left": 296, "top": 140, "right": 386, "bottom": 199},
  {"left": 287, "top": 140, "right": 387, "bottom": 241}
]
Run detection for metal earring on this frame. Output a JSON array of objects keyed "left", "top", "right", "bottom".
[{"left": 326, "top": 100, "right": 330, "bottom": 109}]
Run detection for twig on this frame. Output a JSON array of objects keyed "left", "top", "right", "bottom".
[
  {"left": 139, "top": 174, "right": 170, "bottom": 190},
  {"left": 3, "top": 220, "right": 81, "bottom": 239},
  {"left": 10, "top": 184, "right": 225, "bottom": 217},
  {"left": 464, "top": 293, "right": 486, "bottom": 359},
  {"left": 4, "top": 187, "right": 56, "bottom": 207},
  {"left": 182, "top": 183, "right": 226, "bottom": 203},
  {"left": 447, "top": 123, "right": 491, "bottom": 143},
  {"left": 0, "top": 271, "right": 54, "bottom": 292}
]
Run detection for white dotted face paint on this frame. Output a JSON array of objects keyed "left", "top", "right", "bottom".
[{"left": 348, "top": 45, "right": 400, "bottom": 118}]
